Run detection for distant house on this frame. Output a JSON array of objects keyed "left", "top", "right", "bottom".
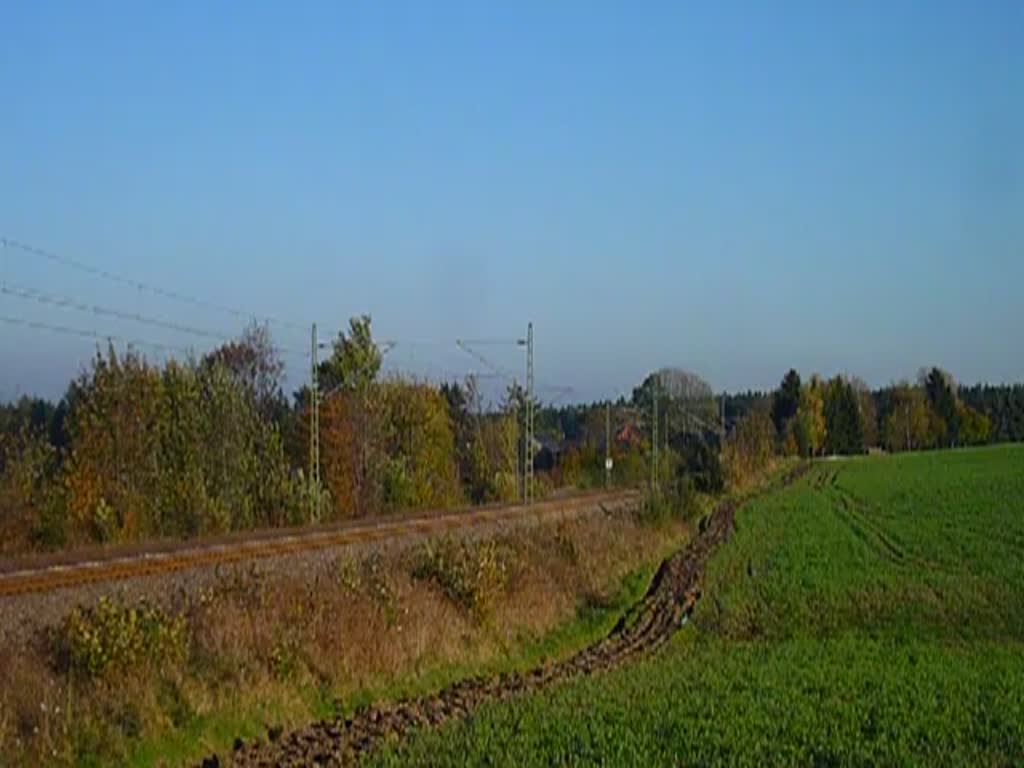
[{"left": 614, "top": 422, "right": 643, "bottom": 448}]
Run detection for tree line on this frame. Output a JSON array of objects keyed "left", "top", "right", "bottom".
[
  {"left": 0, "top": 317, "right": 602, "bottom": 553},
  {"left": 761, "top": 367, "right": 1018, "bottom": 458},
  {"left": 2, "top": 319, "right": 1022, "bottom": 554}
]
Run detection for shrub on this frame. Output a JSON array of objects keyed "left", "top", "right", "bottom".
[
  {"left": 335, "top": 551, "right": 399, "bottom": 622},
  {"left": 722, "top": 409, "right": 776, "bottom": 488},
  {"left": 53, "top": 597, "right": 187, "bottom": 678},
  {"left": 612, "top": 449, "right": 647, "bottom": 488},
  {"left": 413, "top": 538, "right": 511, "bottom": 619},
  {"left": 638, "top": 480, "right": 701, "bottom": 526},
  {"left": 677, "top": 438, "right": 724, "bottom": 494}
]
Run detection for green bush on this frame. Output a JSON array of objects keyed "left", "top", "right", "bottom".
[
  {"left": 413, "top": 538, "right": 511, "bottom": 619},
  {"left": 637, "top": 481, "right": 701, "bottom": 526},
  {"left": 54, "top": 596, "right": 187, "bottom": 678}
]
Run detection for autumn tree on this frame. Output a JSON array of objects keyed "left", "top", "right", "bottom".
[
  {"left": 957, "top": 402, "right": 992, "bottom": 446},
  {"left": 850, "top": 377, "right": 879, "bottom": 449},
  {"left": 316, "top": 315, "right": 385, "bottom": 516},
  {"left": 481, "top": 404, "right": 519, "bottom": 502},
  {"left": 793, "top": 375, "right": 826, "bottom": 457},
  {"left": 63, "top": 347, "right": 164, "bottom": 542},
  {"left": 378, "top": 378, "right": 462, "bottom": 510},
  {"left": 317, "top": 392, "right": 358, "bottom": 516},
  {"left": 62, "top": 346, "right": 302, "bottom": 544},
  {"left": 721, "top": 406, "right": 775, "bottom": 487},
  {"left": 201, "top": 322, "right": 286, "bottom": 421},
  {"left": 881, "top": 383, "right": 931, "bottom": 452}
]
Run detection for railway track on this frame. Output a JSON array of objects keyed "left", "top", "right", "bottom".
[
  {"left": 0, "top": 490, "right": 639, "bottom": 598},
  {"left": 217, "top": 463, "right": 812, "bottom": 767}
]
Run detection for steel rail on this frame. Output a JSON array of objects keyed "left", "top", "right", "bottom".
[{"left": 0, "top": 491, "right": 640, "bottom": 597}]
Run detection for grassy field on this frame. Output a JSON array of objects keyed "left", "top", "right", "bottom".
[{"left": 371, "top": 444, "right": 1024, "bottom": 766}]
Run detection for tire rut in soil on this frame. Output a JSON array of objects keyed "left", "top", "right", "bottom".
[{"left": 204, "top": 465, "right": 809, "bottom": 768}]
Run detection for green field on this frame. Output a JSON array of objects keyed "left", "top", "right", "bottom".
[{"left": 370, "top": 445, "right": 1024, "bottom": 766}]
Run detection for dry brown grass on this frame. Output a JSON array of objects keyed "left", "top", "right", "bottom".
[{"left": 0, "top": 509, "right": 688, "bottom": 767}]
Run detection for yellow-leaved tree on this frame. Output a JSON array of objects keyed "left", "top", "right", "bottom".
[
  {"left": 794, "top": 375, "right": 826, "bottom": 457},
  {"left": 379, "top": 379, "right": 462, "bottom": 511}
]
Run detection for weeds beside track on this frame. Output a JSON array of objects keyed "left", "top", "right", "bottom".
[{"left": 217, "top": 466, "right": 808, "bottom": 767}]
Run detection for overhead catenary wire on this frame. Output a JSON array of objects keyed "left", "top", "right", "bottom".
[
  {"left": 3, "top": 281, "right": 230, "bottom": 343},
  {"left": 379, "top": 342, "right": 505, "bottom": 388},
  {"left": 453, "top": 338, "right": 524, "bottom": 346},
  {"left": 539, "top": 384, "right": 575, "bottom": 407},
  {"left": 0, "top": 281, "right": 307, "bottom": 359},
  {"left": 0, "top": 239, "right": 586, "bottom": 400},
  {"left": 0, "top": 314, "right": 196, "bottom": 357},
  {"left": 454, "top": 338, "right": 574, "bottom": 405},
  {"left": 455, "top": 340, "right": 520, "bottom": 383},
  {"left": 0, "top": 236, "right": 307, "bottom": 332}
]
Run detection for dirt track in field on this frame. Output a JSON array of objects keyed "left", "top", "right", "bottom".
[{"left": 213, "top": 465, "right": 809, "bottom": 768}]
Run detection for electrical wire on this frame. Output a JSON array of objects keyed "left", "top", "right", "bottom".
[
  {"left": 0, "top": 236, "right": 307, "bottom": 332},
  {"left": 0, "top": 314, "right": 196, "bottom": 356},
  {"left": 0, "top": 281, "right": 307, "bottom": 359},
  {"left": 1, "top": 281, "right": 232, "bottom": 342},
  {"left": 0, "top": 239, "right": 587, "bottom": 400}
]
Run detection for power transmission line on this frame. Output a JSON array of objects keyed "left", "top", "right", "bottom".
[{"left": 0, "top": 236, "right": 307, "bottom": 332}]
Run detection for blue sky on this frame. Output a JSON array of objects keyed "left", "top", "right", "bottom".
[{"left": 1, "top": 1, "right": 1021, "bottom": 403}]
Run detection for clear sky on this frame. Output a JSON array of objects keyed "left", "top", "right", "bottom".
[{"left": 2, "top": 1, "right": 1022, "bottom": 404}]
